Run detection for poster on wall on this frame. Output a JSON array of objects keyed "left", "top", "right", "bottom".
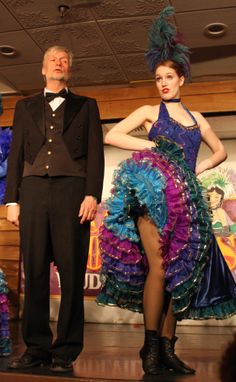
[{"left": 200, "top": 167, "right": 236, "bottom": 282}]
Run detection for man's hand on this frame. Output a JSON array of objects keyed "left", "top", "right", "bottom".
[
  {"left": 78, "top": 196, "right": 97, "bottom": 224},
  {"left": 6, "top": 204, "right": 20, "bottom": 227}
]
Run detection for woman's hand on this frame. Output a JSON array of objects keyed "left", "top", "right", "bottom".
[{"left": 195, "top": 159, "right": 213, "bottom": 176}]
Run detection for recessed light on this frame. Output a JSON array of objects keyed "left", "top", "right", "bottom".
[
  {"left": 58, "top": 4, "right": 70, "bottom": 18},
  {"left": 0, "top": 45, "right": 17, "bottom": 56},
  {"left": 204, "top": 23, "right": 228, "bottom": 38}
]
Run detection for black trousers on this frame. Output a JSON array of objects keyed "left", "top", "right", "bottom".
[{"left": 19, "top": 176, "right": 90, "bottom": 360}]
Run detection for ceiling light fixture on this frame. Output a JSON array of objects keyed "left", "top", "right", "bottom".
[
  {"left": 0, "top": 45, "right": 17, "bottom": 57},
  {"left": 58, "top": 4, "right": 70, "bottom": 18},
  {"left": 204, "top": 22, "right": 228, "bottom": 38}
]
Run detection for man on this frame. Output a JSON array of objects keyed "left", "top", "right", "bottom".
[{"left": 5, "top": 45, "right": 104, "bottom": 373}]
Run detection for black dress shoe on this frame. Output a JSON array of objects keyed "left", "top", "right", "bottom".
[
  {"left": 50, "top": 357, "right": 73, "bottom": 373},
  {"left": 8, "top": 353, "right": 49, "bottom": 370}
]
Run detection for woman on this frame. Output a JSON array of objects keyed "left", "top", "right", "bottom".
[{"left": 97, "top": 8, "right": 236, "bottom": 376}]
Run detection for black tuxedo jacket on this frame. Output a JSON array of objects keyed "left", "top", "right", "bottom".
[{"left": 4, "top": 90, "right": 104, "bottom": 203}]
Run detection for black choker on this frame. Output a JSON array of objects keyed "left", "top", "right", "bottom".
[{"left": 162, "top": 98, "right": 181, "bottom": 103}]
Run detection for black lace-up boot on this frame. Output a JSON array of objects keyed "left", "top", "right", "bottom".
[
  {"left": 140, "top": 330, "right": 162, "bottom": 375},
  {"left": 160, "top": 336, "right": 195, "bottom": 374}
]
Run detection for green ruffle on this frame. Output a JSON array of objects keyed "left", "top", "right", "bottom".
[{"left": 178, "top": 298, "right": 236, "bottom": 320}]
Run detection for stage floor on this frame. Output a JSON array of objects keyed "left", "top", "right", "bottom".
[{"left": 0, "top": 321, "right": 235, "bottom": 382}]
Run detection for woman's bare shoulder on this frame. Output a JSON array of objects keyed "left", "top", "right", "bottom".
[
  {"left": 140, "top": 104, "right": 160, "bottom": 114},
  {"left": 190, "top": 110, "right": 199, "bottom": 116},
  {"left": 191, "top": 111, "right": 210, "bottom": 127},
  {"left": 191, "top": 110, "right": 205, "bottom": 122},
  {"left": 143, "top": 104, "right": 160, "bottom": 118},
  {"left": 132, "top": 104, "right": 160, "bottom": 124},
  {"left": 143, "top": 104, "right": 160, "bottom": 131},
  {"left": 190, "top": 111, "right": 215, "bottom": 138}
]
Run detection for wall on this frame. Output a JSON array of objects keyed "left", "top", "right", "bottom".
[{"left": 1, "top": 79, "right": 236, "bottom": 125}]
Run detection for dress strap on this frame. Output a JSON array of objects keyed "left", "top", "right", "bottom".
[
  {"left": 159, "top": 101, "right": 169, "bottom": 122},
  {"left": 181, "top": 103, "right": 198, "bottom": 125}
]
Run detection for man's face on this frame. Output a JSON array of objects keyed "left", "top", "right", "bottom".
[{"left": 42, "top": 50, "right": 70, "bottom": 82}]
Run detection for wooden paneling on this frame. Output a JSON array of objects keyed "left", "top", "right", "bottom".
[
  {"left": 97, "top": 93, "right": 236, "bottom": 120},
  {"left": 75, "top": 80, "right": 236, "bottom": 100},
  {"left": 75, "top": 80, "right": 236, "bottom": 118},
  {"left": 0, "top": 206, "right": 20, "bottom": 320},
  {"left": 1, "top": 80, "right": 236, "bottom": 126},
  {"left": 0, "top": 231, "right": 19, "bottom": 246}
]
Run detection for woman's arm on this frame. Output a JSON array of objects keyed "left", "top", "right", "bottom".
[
  {"left": 193, "top": 112, "right": 227, "bottom": 176},
  {"left": 105, "top": 105, "right": 156, "bottom": 151}
]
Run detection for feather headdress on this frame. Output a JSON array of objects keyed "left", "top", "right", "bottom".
[{"left": 145, "top": 6, "right": 191, "bottom": 80}]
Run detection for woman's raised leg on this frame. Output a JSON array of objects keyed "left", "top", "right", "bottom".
[{"left": 137, "top": 215, "right": 164, "bottom": 375}]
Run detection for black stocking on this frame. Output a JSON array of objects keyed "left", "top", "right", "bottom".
[{"left": 137, "top": 215, "right": 165, "bottom": 333}]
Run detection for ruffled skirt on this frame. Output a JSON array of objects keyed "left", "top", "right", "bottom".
[
  {"left": 0, "top": 269, "right": 11, "bottom": 356},
  {"left": 96, "top": 137, "right": 236, "bottom": 320}
]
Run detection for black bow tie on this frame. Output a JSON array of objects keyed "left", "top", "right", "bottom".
[{"left": 45, "top": 89, "right": 68, "bottom": 102}]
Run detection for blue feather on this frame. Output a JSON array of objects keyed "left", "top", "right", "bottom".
[{"left": 145, "top": 6, "right": 191, "bottom": 80}]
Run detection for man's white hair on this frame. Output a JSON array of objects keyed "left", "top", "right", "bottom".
[{"left": 43, "top": 45, "right": 73, "bottom": 67}]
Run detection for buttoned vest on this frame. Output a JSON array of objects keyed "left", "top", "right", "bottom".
[{"left": 23, "top": 100, "right": 86, "bottom": 177}]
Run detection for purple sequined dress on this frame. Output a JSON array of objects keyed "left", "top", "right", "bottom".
[{"left": 97, "top": 102, "right": 236, "bottom": 320}]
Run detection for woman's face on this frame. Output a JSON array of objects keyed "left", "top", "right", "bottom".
[{"left": 155, "top": 65, "right": 184, "bottom": 100}]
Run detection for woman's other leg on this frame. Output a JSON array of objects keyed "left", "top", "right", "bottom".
[{"left": 160, "top": 297, "right": 195, "bottom": 374}]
